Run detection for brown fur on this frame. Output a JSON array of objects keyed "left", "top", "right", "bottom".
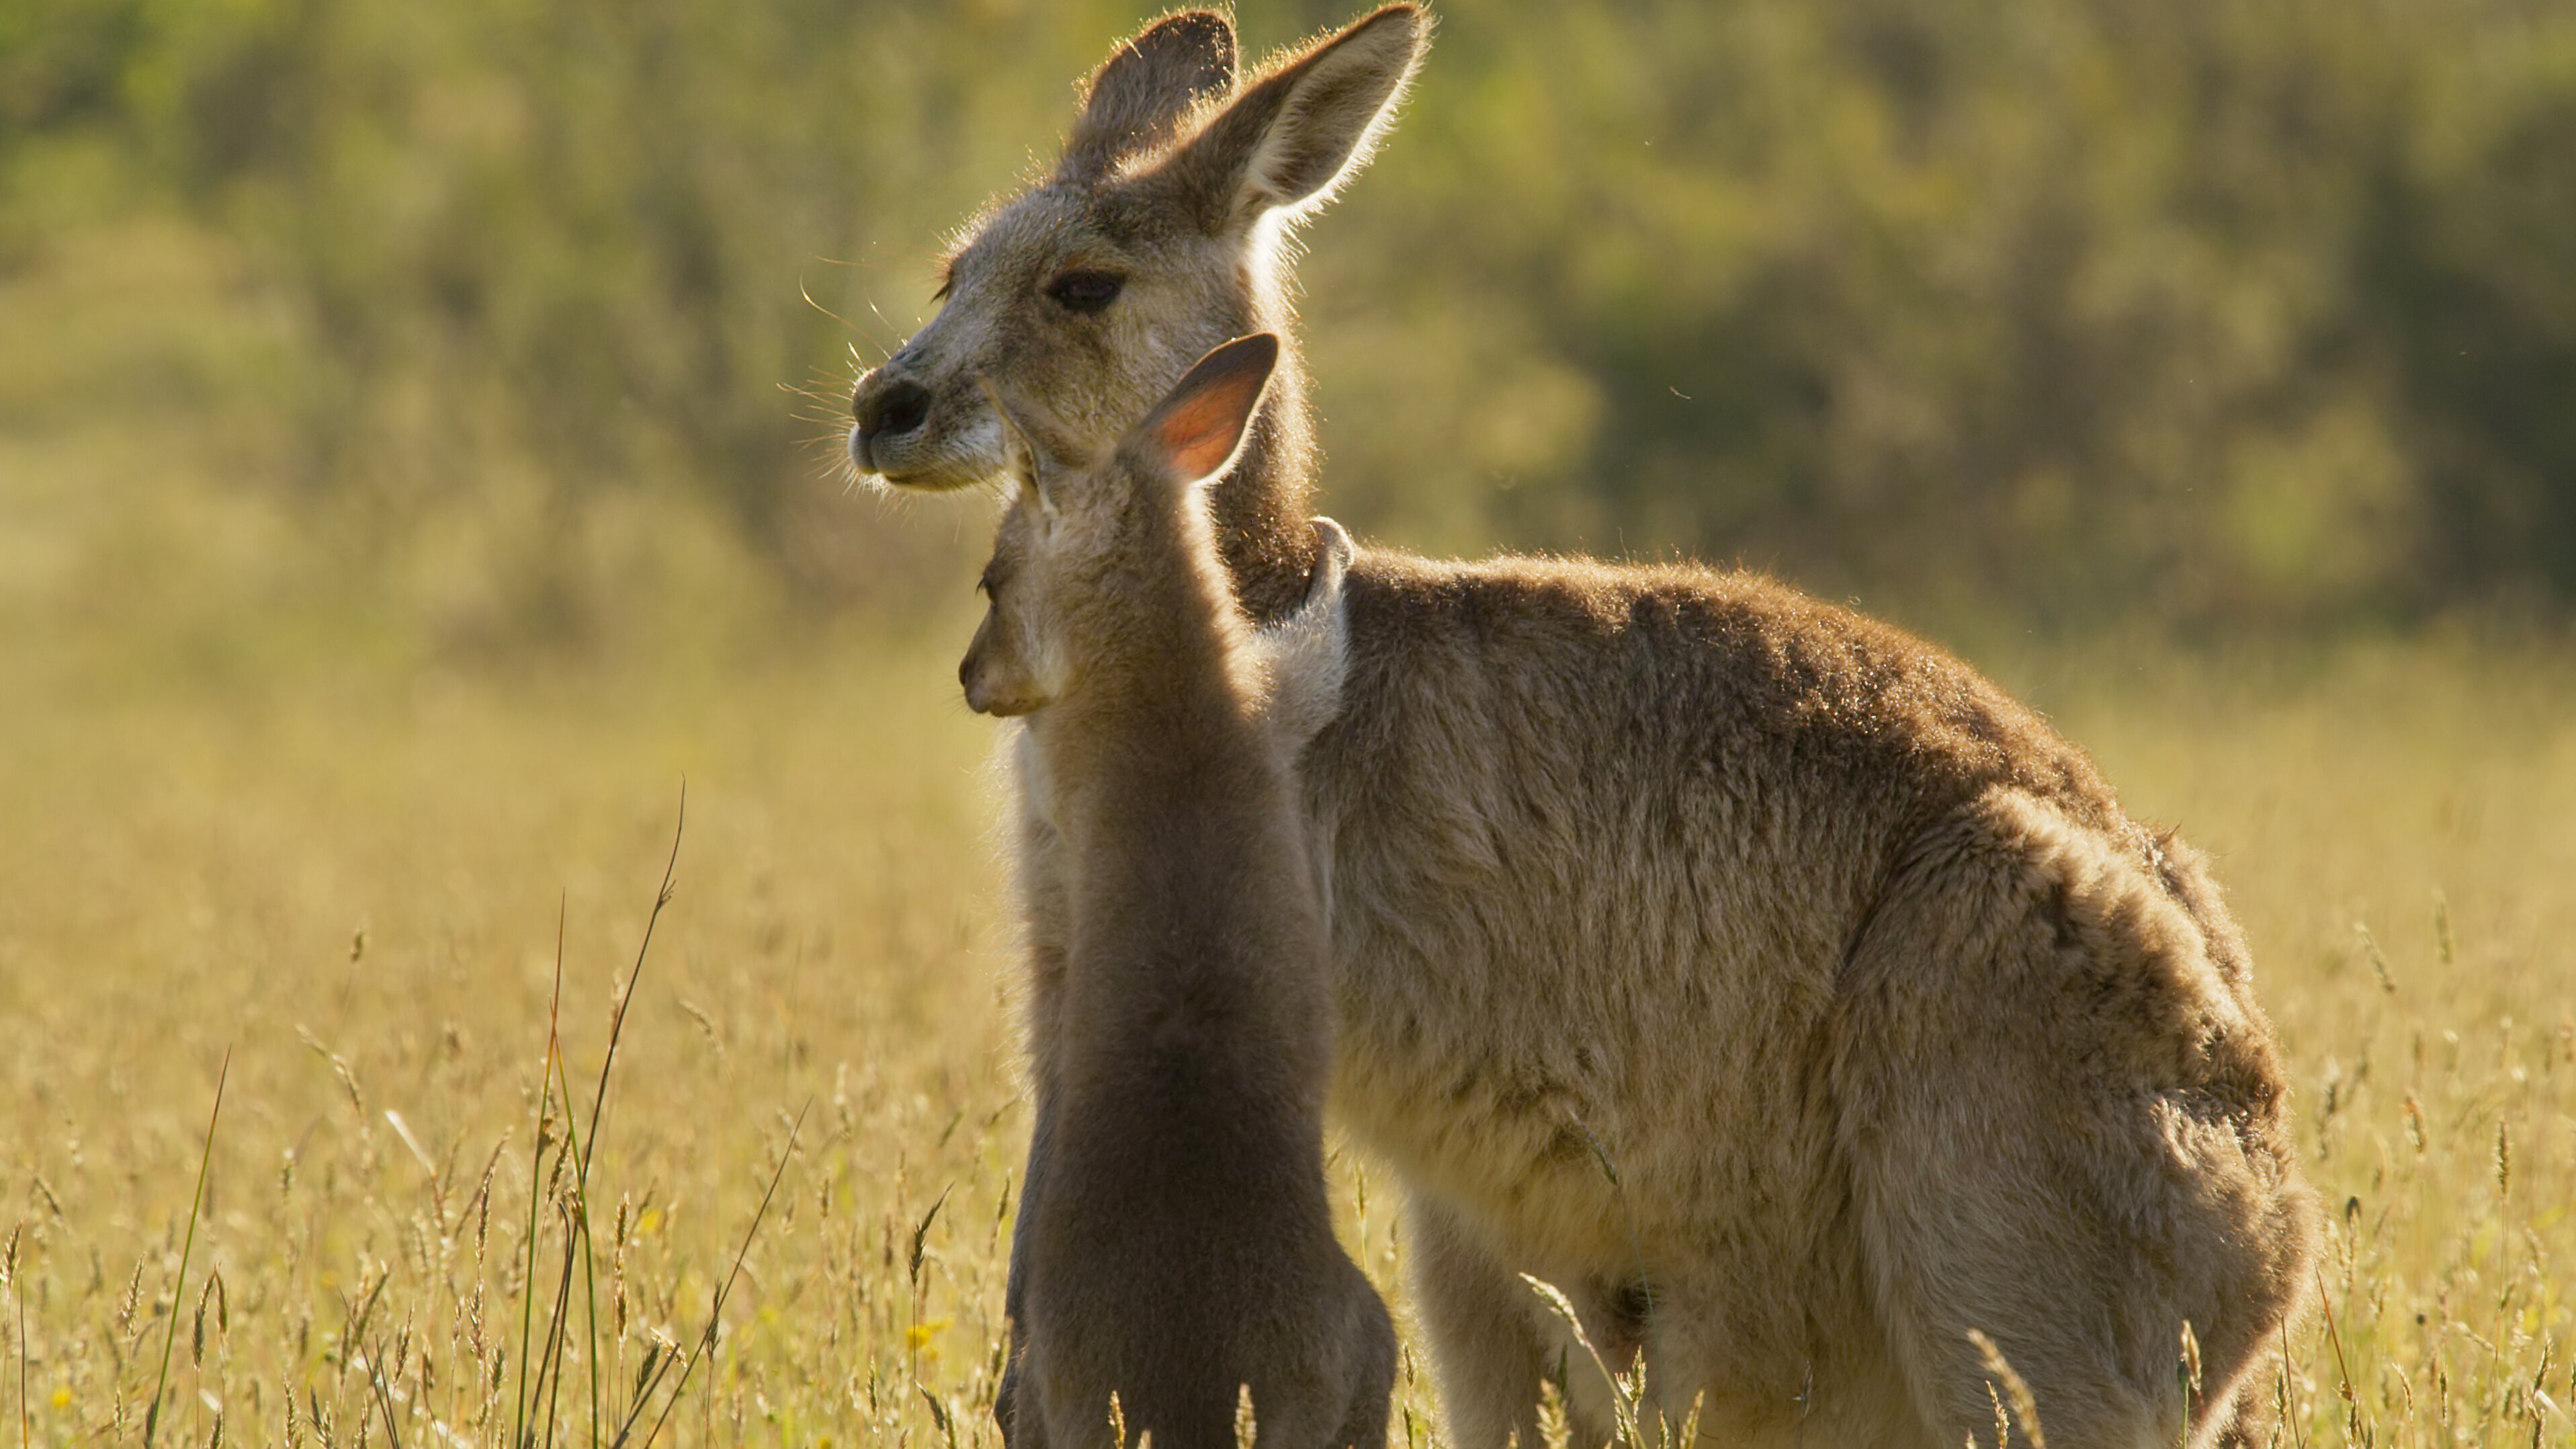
[
  {"left": 858, "top": 9, "right": 2321, "bottom": 1448},
  {"left": 1317, "top": 554, "right": 2313, "bottom": 1448},
  {"left": 965, "top": 335, "right": 1395, "bottom": 1449}
]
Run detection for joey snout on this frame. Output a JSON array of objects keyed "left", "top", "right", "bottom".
[{"left": 961, "top": 609, "right": 1045, "bottom": 717}]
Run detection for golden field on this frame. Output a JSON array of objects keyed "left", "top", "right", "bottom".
[{"left": 3, "top": 621, "right": 2573, "bottom": 1447}]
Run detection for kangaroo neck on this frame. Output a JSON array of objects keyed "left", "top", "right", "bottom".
[
  {"left": 1036, "top": 518, "right": 1259, "bottom": 811},
  {"left": 1203, "top": 330, "right": 1320, "bottom": 626}
]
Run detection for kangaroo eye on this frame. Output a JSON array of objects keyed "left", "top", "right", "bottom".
[{"left": 1043, "top": 270, "right": 1123, "bottom": 315}]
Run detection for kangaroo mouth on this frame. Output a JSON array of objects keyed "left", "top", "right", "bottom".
[
  {"left": 848, "top": 427, "right": 990, "bottom": 493},
  {"left": 851, "top": 409, "right": 1011, "bottom": 493},
  {"left": 869, "top": 464, "right": 987, "bottom": 494}
]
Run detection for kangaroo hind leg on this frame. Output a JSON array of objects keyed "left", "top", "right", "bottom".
[{"left": 1831, "top": 790, "right": 2315, "bottom": 1449}]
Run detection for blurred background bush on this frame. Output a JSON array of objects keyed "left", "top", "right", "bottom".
[{"left": 6, "top": 0, "right": 2575, "bottom": 679}]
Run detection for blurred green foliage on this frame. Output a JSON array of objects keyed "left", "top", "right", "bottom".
[{"left": 5, "top": 0, "right": 2575, "bottom": 653}]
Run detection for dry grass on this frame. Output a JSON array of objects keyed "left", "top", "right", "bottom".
[{"left": 2, "top": 632, "right": 2572, "bottom": 1448}]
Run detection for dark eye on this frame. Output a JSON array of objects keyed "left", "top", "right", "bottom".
[{"left": 1043, "top": 270, "right": 1123, "bottom": 315}]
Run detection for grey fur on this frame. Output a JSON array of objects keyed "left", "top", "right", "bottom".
[{"left": 965, "top": 337, "right": 1396, "bottom": 1449}]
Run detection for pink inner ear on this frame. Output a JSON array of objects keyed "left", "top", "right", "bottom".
[{"left": 1154, "top": 375, "right": 1261, "bottom": 480}]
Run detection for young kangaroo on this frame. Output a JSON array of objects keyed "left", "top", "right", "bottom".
[
  {"left": 861, "top": 9, "right": 2319, "bottom": 1448},
  {"left": 960, "top": 333, "right": 1395, "bottom": 1449}
]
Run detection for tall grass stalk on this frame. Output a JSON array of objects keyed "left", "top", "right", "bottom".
[
  {"left": 513, "top": 905, "right": 571, "bottom": 1449},
  {"left": 561, "top": 786, "right": 685, "bottom": 1448},
  {"left": 142, "top": 1047, "right": 228, "bottom": 1449},
  {"left": 624, "top": 1099, "right": 808, "bottom": 1449},
  {"left": 9, "top": 1224, "right": 24, "bottom": 1449}
]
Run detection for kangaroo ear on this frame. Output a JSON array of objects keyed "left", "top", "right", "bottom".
[
  {"left": 1156, "top": 4, "right": 1427, "bottom": 231},
  {"left": 978, "top": 376, "right": 1056, "bottom": 515},
  {"left": 1139, "top": 334, "right": 1281, "bottom": 485},
  {"left": 1060, "top": 11, "right": 1238, "bottom": 182}
]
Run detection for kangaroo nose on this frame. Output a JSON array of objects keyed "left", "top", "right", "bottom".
[{"left": 855, "top": 376, "right": 933, "bottom": 443}]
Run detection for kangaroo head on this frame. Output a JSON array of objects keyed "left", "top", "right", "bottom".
[
  {"left": 959, "top": 333, "right": 1303, "bottom": 719},
  {"left": 852, "top": 5, "right": 1426, "bottom": 602}
]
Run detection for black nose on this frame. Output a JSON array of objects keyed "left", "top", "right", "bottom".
[{"left": 855, "top": 377, "right": 932, "bottom": 442}]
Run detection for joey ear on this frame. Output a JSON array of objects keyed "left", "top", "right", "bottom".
[
  {"left": 1158, "top": 4, "right": 1427, "bottom": 231},
  {"left": 1138, "top": 333, "right": 1281, "bottom": 485},
  {"left": 1060, "top": 11, "right": 1238, "bottom": 182},
  {"left": 1301, "top": 516, "right": 1355, "bottom": 608}
]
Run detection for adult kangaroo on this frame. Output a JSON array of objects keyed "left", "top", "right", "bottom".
[{"left": 851, "top": 9, "right": 2320, "bottom": 1447}]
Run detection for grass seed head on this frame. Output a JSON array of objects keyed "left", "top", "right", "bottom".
[{"left": 1968, "top": 1329, "right": 2047, "bottom": 1449}]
